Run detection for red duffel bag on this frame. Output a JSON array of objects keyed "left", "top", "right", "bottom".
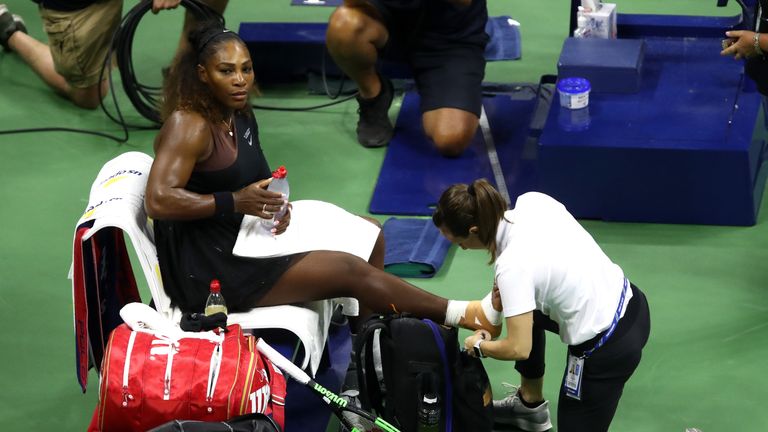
[{"left": 87, "top": 323, "right": 286, "bottom": 432}]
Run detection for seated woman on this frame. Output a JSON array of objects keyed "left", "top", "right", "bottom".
[
  {"left": 144, "top": 20, "right": 495, "bottom": 335},
  {"left": 433, "top": 179, "right": 651, "bottom": 432}
]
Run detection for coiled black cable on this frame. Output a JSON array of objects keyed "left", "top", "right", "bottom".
[{"left": 104, "top": 0, "right": 223, "bottom": 127}]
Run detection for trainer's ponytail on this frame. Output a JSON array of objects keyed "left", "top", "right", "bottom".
[{"left": 433, "top": 178, "right": 508, "bottom": 263}]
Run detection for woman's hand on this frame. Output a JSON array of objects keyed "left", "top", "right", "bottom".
[
  {"left": 464, "top": 329, "right": 491, "bottom": 356},
  {"left": 272, "top": 203, "right": 292, "bottom": 235},
  {"left": 721, "top": 30, "right": 760, "bottom": 60},
  {"left": 233, "top": 179, "right": 287, "bottom": 219}
]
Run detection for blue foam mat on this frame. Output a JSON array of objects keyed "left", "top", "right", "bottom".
[
  {"left": 383, "top": 217, "right": 452, "bottom": 278},
  {"left": 370, "top": 90, "right": 540, "bottom": 216}
]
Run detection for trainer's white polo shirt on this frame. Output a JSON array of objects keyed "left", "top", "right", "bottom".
[{"left": 495, "top": 192, "right": 632, "bottom": 345}]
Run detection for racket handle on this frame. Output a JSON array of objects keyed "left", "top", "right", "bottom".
[{"left": 256, "top": 338, "right": 311, "bottom": 385}]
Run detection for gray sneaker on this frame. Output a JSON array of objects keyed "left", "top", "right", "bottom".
[{"left": 493, "top": 385, "right": 552, "bottom": 432}]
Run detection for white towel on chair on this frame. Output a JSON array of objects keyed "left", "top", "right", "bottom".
[
  {"left": 233, "top": 200, "right": 380, "bottom": 262},
  {"left": 233, "top": 200, "right": 381, "bottom": 319}
]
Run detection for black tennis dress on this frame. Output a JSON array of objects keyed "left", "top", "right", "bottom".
[{"left": 154, "top": 111, "right": 297, "bottom": 313}]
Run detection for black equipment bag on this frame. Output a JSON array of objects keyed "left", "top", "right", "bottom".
[
  {"left": 355, "top": 314, "right": 493, "bottom": 432},
  {"left": 147, "top": 413, "right": 281, "bottom": 432}
]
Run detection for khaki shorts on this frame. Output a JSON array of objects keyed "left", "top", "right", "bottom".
[{"left": 39, "top": 0, "right": 122, "bottom": 89}]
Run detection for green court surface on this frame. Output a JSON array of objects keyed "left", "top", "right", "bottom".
[{"left": 0, "top": 1, "right": 766, "bottom": 431}]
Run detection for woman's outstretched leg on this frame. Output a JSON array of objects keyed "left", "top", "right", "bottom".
[
  {"left": 353, "top": 216, "right": 385, "bottom": 330},
  {"left": 255, "top": 250, "right": 448, "bottom": 323}
]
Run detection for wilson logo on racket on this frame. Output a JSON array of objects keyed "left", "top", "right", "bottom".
[{"left": 313, "top": 383, "right": 347, "bottom": 407}]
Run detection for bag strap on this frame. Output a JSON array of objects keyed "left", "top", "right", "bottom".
[
  {"left": 227, "top": 412, "right": 282, "bottom": 432},
  {"left": 424, "top": 319, "right": 453, "bottom": 432},
  {"left": 354, "top": 318, "right": 390, "bottom": 413}
]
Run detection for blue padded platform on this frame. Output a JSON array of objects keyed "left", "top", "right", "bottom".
[
  {"left": 558, "top": 38, "right": 645, "bottom": 93},
  {"left": 369, "top": 90, "right": 539, "bottom": 216},
  {"left": 539, "top": 36, "right": 768, "bottom": 226},
  {"left": 239, "top": 18, "right": 521, "bottom": 83}
]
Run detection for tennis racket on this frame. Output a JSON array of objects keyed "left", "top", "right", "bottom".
[{"left": 256, "top": 339, "right": 400, "bottom": 432}]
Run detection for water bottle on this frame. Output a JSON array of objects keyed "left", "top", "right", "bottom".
[
  {"left": 417, "top": 393, "right": 440, "bottom": 432},
  {"left": 266, "top": 165, "right": 289, "bottom": 224},
  {"left": 573, "top": 10, "right": 591, "bottom": 38},
  {"left": 204, "top": 279, "right": 228, "bottom": 316}
]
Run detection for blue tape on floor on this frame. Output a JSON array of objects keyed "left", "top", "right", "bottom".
[{"left": 369, "top": 89, "right": 540, "bottom": 215}]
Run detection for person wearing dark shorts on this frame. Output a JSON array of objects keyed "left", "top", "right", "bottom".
[{"left": 326, "top": 0, "right": 488, "bottom": 156}]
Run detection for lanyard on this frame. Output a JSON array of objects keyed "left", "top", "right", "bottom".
[{"left": 580, "top": 278, "right": 629, "bottom": 359}]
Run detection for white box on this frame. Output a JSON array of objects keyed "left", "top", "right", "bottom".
[{"left": 585, "top": 3, "right": 617, "bottom": 39}]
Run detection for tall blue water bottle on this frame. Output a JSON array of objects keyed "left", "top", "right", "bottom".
[{"left": 417, "top": 393, "right": 440, "bottom": 432}]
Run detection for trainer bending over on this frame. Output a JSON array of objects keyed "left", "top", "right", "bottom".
[{"left": 433, "top": 179, "right": 651, "bottom": 432}]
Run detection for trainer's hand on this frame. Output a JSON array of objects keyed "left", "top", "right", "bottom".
[
  {"left": 152, "top": 0, "right": 182, "bottom": 14},
  {"left": 233, "top": 178, "right": 286, "bottom": 219},
  {"left": 464, "top": 329, "right": 491, "bottom": 356}
]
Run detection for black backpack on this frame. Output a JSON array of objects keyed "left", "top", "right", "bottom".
[
  {"left": 355, "top": 314, "right": 493, "bottom": 432},
  {"left": 147, "top": 413, "right": 281, "bottom": 432}
]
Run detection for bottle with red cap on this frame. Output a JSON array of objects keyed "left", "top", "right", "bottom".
[
  {"left": 266, "top": 165, "right": 289, "bottom": 224},
  {"left": 204, "top": 279, "right": 228, "bottom": 316}
]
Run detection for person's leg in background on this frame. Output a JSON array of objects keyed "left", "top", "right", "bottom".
[
  {"left": 2, "top": 0, "right": 121, "bottom": 109},
  {"left": 413, "top": 38, "right": 486, "bottom": 156},
  {"left": 326, "top": 1, "right": 394, "bottom": 148}
]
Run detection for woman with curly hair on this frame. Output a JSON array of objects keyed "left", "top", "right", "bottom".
[{"left": 145, "top": 20, "right": 498, "bottom": 336}]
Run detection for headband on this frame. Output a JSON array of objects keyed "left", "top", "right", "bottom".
[{"left": 197, "top": 29, "right": 232, "bottom": 56}]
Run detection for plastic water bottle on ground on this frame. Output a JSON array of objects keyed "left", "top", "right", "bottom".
[{"left": 204, "top": 279, "right": 227, "bottom": 316}]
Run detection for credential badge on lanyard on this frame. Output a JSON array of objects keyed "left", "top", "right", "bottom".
[
  {"left": 564, "top": 354, "right": 585, "bottom": 400},
  {"left": 564, "top": 278, "right": 629, "bottom": 400}
]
